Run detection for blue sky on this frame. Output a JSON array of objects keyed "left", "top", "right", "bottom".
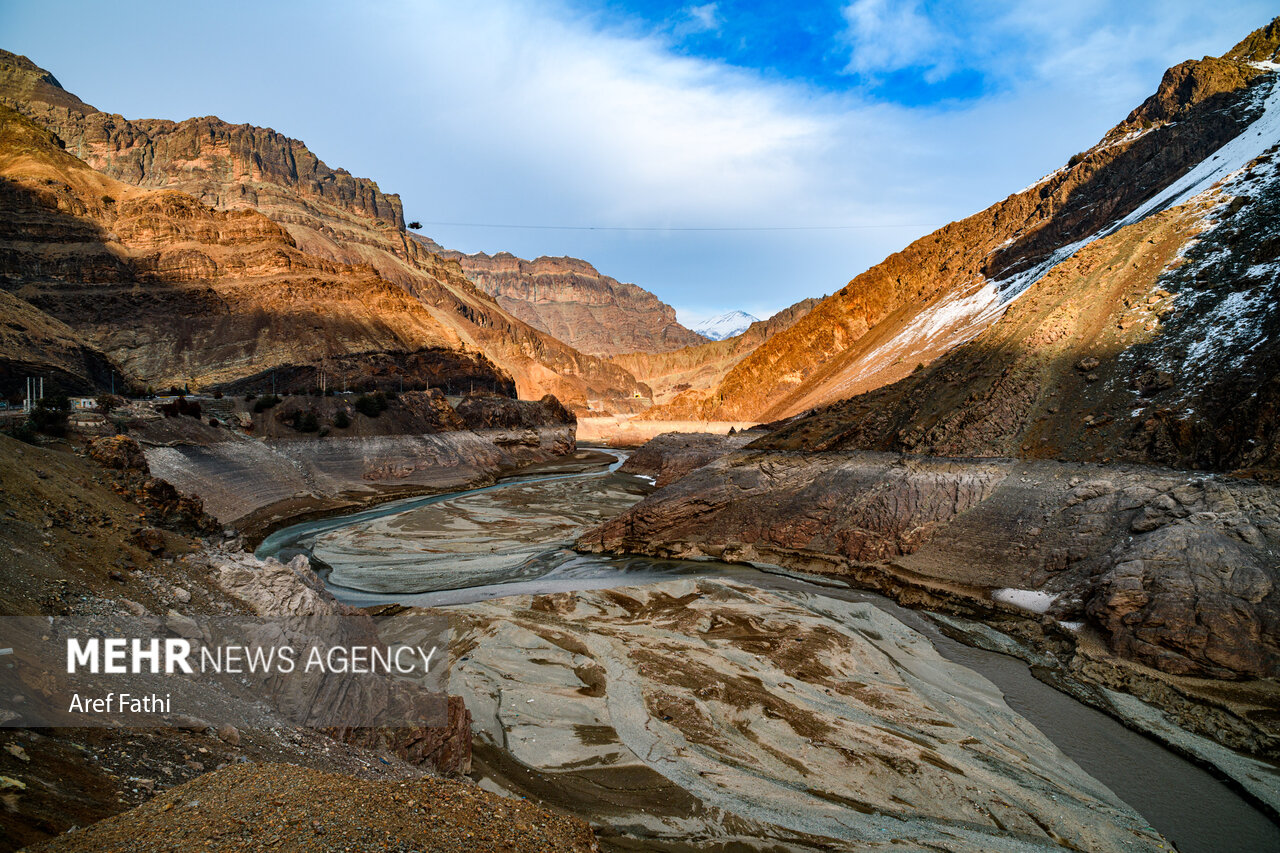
[{"left": 0, "top": 1, "right": 1274, "bottom": 326}]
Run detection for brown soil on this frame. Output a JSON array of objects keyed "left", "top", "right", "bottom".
[{"left": 24, "top": 762, "right": 599, "bottom": 853}]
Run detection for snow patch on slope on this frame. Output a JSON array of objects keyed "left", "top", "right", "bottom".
[
  {"left": 1112, "top": 73, "right": 1280, "bottom": 230},
  {"left": 992, "top": 588, "right": 1059, "bottom": 614},
  {"left": 867, "top": 69, "right": 1280, "bottom": 381},
  {"left": 1181, "top": 289, "right": 1271, "bottom": 372}
]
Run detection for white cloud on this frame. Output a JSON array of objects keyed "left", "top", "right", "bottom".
[
  {"left": 841, "top": 0, "right": 949, "bottom": 79},
  {"left": 682, "top": 3, "right": 720, "bottom": 35}
]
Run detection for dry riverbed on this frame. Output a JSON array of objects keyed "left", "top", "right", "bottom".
[{"left": 380, "top": 580, "right": 1168, "bottom": 851}]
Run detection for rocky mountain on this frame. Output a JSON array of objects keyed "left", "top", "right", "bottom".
[
  {"left": 612, "top": 297, "right": 820, "bottom": 405},
  {"left": 691, "top": 309, "right": 758, "bottom": 340},
  {"left": 647, "top": 24, "right": 1280, "bottom": 443},
  {"left": 753, "top": 23, "right": 1280, "bottom": 478},
  {"left": 582, "top": 24, "right": 1280, "bottom": 796},
  {"left": 416, "top": 242, "right": 706, "bottom": 356},
  {"left": 0, "top": 105, "right": 512, "bottom": 395},
  {"left": 0, "top": 49, "right": 648, "bottom": 410}
]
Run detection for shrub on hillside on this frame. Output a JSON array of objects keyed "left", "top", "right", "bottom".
[
  {"left": 353, "top": 391, "right": 388, "bottom": 418},
  {"left": 30, "top": 396, "right": 70, "bottom": 436},
  {"left": 253, "top": 394, "right": 282, "bottom": 413}
]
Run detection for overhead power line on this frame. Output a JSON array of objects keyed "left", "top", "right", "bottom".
[{"left": 411, "top": 220, "right": 932, "bottom": 232}]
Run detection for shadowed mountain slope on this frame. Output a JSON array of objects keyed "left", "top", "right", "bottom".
[{"left": 0, "top": 49, "right": 647, "bottom": 409}]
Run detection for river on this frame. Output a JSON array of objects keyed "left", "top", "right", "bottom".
[{"left": 258, "top": 448, "right": 1280, "bottom": 853}]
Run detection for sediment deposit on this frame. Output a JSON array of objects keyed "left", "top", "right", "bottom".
[{"left": 380, "top": 580, "right": 1171, "bottom": 851}]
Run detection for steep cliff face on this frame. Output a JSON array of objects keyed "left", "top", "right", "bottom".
[
  {"left": 0, "top": 49, "right": 649, "bottom": 410},
  {"left": 0, "top": 51, "right": 404, "bottom": 233},
  {"left": 648, "top": 27, "right": 1278, "bottom": 425},
  {"left": 420, "top": 244, "right": 705, "bottom": 356},
  {"left": 0, "top": 105, "right": 512, "bottom": 394},
  {"left": 612, "top": 297, "right": 820, "bottom": 406}
]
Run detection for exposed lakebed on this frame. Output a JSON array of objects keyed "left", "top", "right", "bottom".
[{"left": 258, "top": 449, "right": 1280, "bottom": 852}]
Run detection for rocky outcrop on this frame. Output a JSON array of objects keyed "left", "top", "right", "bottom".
[
  {"left": 1225, "top": 16, "right": 1280, "bottom": 62},
  {"left": 423, "top": 245, "right": 705, "bottom": 356},
  {"left": 129, "top": 390, "right": 577, "bottom": 533},
  {"left": 0, "top": 50, "right": 651, "bottom": 412},
  {"left": 453, "top": 392, "right": 575, "bottom": 430},
  {"left": 643, "top": 26, "right": 1277, "bottom": 424},
  {"left": 87, "top": 434, "right": 149, "bottom": 471},
  {"left": 142, "top": 424, "right": 576, "bottom": 533},
  {"left": 241, "top": 390, "right": 468, "bottom": 439},
  {"left": 618, "top": 430, "right": 753, "bottom": 487},
  {"left": 581, "top": 449, "right": 1280, "bottom": 681}
]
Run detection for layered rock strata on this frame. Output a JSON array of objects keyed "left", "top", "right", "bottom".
[
  {"left": 421, "top": 245, "right": 706, "bottom": 356},
  {"left": 0, "top": 104, "right": 512, "bottom": 395},
  {"left": 0, "top": 50, "right": 651, "bottom": 410},
  {"left": 583, "top": 449, "right": 1280, "bottom": 682}
]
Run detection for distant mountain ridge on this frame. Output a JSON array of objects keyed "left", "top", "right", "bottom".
[
  {"left": 690, "top": 311, "right": 758, "bottom": 341},
  {"left": 415, "top": 239, "right": 707, "bottom": 356},
  {"left": 613, "top": 298, "right": 821, "bottom": 407}
]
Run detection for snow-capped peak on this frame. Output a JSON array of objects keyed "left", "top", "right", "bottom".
[{"left": 692, "top": 310, "right": 759, "bottom": 340}]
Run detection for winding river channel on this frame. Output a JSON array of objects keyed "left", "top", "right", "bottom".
[{"left": 258, "top": 449, "right": 1280, "bottom": 852}]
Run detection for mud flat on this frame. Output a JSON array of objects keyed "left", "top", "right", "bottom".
[
  {"left": 381, "top": 579, "right": 1168, "bottom": 852},
  {"left": 311, "top": 453, "right": 645, "bottom": 593},
  {"left": 288, "top": 443, "right": 1280, "bottom": 852}
]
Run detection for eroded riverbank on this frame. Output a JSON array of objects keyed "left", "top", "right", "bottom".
[{"left": 258, "top": 448, "right": 1280, "bottom": 852}]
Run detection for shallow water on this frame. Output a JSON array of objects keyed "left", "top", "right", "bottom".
[{"left": 259, "top": 451, "right": 1280, "bottom": 853}]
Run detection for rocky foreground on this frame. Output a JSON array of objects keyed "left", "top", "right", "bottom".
[
  {"left": 582, "top": 436, "right": 1280, "bottom": 811},
  {"left": 24, "top": 763, "right": 598, "bottom": 853}
]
